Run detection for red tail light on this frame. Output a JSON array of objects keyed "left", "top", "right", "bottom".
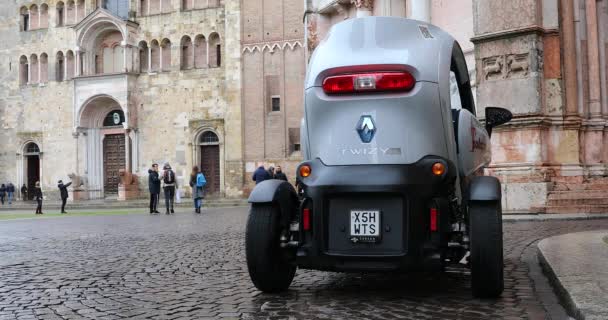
[
  {"left": 323, "top": 71, "right": 415, "bottom": 94},
  {"left": 303, "top": 208, "right": 311, "bottom": 231},
  {"left": 430, "top": 207, "right": 438, "bottom": 232}
]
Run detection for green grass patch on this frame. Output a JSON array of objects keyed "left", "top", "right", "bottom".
[{"left": 0, "top": 210, "right": 143, "bottom": 221}]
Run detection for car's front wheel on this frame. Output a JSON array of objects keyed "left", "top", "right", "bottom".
[
  {"left": 469, "top": 200, "right": 504, "bottom": 298},
  {"left": 245, "top": 204, "right": 296, "bottom": 293}
]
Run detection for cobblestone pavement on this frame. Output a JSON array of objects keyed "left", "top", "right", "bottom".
[{"left": 0, "top": 208, "right": 607, "bottom": 320}]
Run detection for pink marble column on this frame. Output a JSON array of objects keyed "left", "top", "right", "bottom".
[{"left": 586, "top": 0, "right": 601, "bottom": 117}]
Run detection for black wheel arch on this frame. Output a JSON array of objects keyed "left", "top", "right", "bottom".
[
  {"left": 248, "top": 180, "right": 299, "bottom": 227},
  {"left": 467, "top": 175, "right": 501, "bottom": 202}
]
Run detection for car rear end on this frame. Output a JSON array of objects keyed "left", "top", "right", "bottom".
[{"left": 296, "top": 17, "right": 458, "bottom": 271}]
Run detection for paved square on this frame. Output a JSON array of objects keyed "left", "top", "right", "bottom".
[{"left": 0, "top": 208, "right": 606, "bottom": 319}]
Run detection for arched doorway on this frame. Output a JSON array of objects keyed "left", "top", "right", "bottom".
[
  {"left": 78, "top": 95, "right": 132, "bottom": 198},
  {"left": 102, "top": 110, "right": 126, "bottom": 194},
  {"left": 198, "top": 131, "right": 220, "bottom": 195},
  {"left": 23, "top": 143, "right": 40, "bottom": 200}
]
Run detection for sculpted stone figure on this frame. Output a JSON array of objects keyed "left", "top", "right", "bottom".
[
  {"left": 68, "top": 173, "right": 87, "bottom": 190},
  {"left": 118, "top": 169, "right": 138, "bottom": 186}
]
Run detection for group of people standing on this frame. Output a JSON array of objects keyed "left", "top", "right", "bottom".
[
  {"left": 148, "top": 163, "right": 207, "bottom": 214},
  {"left": 0, "top": 183, "right": 16, "bottom": 205},
  {"left": 252, "top": 165, "right": 288, "bottom": 184}
]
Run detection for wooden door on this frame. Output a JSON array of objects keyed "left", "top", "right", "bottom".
[
  {"left": 200, "top": 145, "right": 220, "bottom": 194},
  {"left": 26, "top": 155, "right": 40, "bottom": 200},
  {"left": 103, "top": 134, "right": 125, "bottom": 194}
]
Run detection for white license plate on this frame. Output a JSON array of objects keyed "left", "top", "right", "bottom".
[{"left": 350, "top": 210, "right": 380, "bottom": 239}]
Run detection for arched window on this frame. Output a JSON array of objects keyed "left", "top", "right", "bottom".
[
  {"left": 208, "top": 33, "right": 221, "bottom": 68},
  {"left": 56, "top": 2, "right": 65, "bottom": 27},
  {"left": 20, "top": 7, "right": 29, "bottom": 31},
  {"left": 40, "top": 4, "right": 49, "bottom": 28},
  {"left": 180, "top": 36, "right": 193, "bottom": 70},
  {"left": 66, "top": 0, "right": 75, "bottom": 25},
  {"left": 29, "top": 5, "right": 39, "bottom": 30},
  {"left": 56, "top": 51, "right": 65, "bottom": 81},
  {"left": 25, "top": 143, "right": 40, "bottom": 154},
  {"left": 139, "top": 41, "right": 149, "bottom": 73},
  {"left": 40, "top": 53, "right": 48, "bottom": 83},
  {"left": 76, "top": 0, "right": 85, "bottom": 22},
  {"left": 103, "top": 110, "right": 125, "bottom": 127},
  {"left": 150, "top": 40, "right": 160, "bottom": 72},
  {"left": 194, "top": 35, "right": 206, "bottom": 69},
  {"left": 30, "top": 54, "right": 39, "bottom": 84},
  {"left": 66, "top": 50, "right": 75, "bottom": 79},
  {"left": 161, "top": 38, "right": 171, "bottom": 72},
  {"left": 19, "top": 55, "right": 29, "bottom": 85},
  {"left": 199, "top": 131, "right": 219, "bottom": 144}
]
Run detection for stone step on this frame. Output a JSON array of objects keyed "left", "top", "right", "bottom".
[
  {"left": 0, "top": 198, "right": 249, "bottom": 211},
  {"left": 543, "top": 205, "right": 608, "bottom": 214},
  {"left": 547, "top": 190, "right": 608, "bottom": 199},
  {"left": 547, "top": 197, "right": 608, "bottom": 206}
]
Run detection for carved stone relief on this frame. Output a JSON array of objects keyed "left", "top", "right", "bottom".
[
  {"left": 482, "top": 55, "right": 504, "bottom": 80},
  {"left": 506, "top": 53, "right": 530, "bottom": 78},
  {"left": 481, "top": 52, "right": 530, "bottom": 81}
]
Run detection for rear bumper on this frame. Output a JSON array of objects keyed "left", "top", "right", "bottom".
[{"left": 295, "top": 157, "right": 456, "bottom": 272}]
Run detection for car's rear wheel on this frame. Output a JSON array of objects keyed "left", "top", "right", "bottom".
[
  {"left": 469, "top": 200, "right": 504, "bottom": 298},
  {"left": 246, "top": 204, "right": 296, "bottom": 293}
]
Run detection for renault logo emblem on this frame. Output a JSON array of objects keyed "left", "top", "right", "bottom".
[{"left": 356, "top": 115, "right": 376, "bottom": 143}]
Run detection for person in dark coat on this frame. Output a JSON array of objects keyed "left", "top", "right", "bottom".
[
  {"left": 148, "top": 163, "right": 161, "bottom": 214},
  {"left": 267, "top": 166, "right": 275, "bottom": 179},
  {"left": 162, "top": 163, "right": 178, "bottom": 214},
  {"left": 6, "top": 183, "right": 15, "bottom": 205},
  {"left": 0, "top": 184, "right": 5, "bottom": 205},
  {"left": 21, "top": 184, "right": 27, "bottom": 201},
  {"left": 33, "top": 182, "right": 43, "bottom": 214},
  {"left": 274, "top": 166, "right": 288, "bottom": 181},
  {"left": 252, "top": 165, "right": 270, "bottom": 184},
  {"left": 57, "top": 180, "right": 72, "bottom": 213}
]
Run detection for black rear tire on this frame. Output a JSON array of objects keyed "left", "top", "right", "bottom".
[
  {"left": 245, "top": 204, "right": 296, "bottom": 293},
  {"left": 469, "top": 200, "right": 504, "bottom": 298}
]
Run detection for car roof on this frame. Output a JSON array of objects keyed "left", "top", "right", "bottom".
[{"left": 305, "top": 16, "right": 456, "bottom": 89}]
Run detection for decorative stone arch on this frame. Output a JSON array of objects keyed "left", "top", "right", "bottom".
[
  {"left": 150, "top": 39, "right": 160, "bottom": 72},
  {"left": 39, "top": 53, "right": 48, "bottom": 83},
  {"left": 192, "top": 127, "right": 224, "bottom": 195},
  {"left": 20, "top": 6, "right": 29, "bottom": 31},
  {"left": 208, "top": 32, "right": 221, "bottom": 68},
  {"left": 55, "top": 51, "right": 65, "bottom": 81},
  {"left": 138, "top": 40, "right": 149, "bottom": 73},
  {"left": 160, "top": 38, "right": 172, "bottom": 71},
  {"left": 30, "top": 54, "right": 39, "bottom": 84},
  {"left": 77, "top": 94, "right": 127, "bottom": 128},
  {"left": 56, "top": 2, "right": 65, "bottom": 27},
  {"left": 39, "top": 4, "right": 49, "bottom": 28},
  {"left": 194, "top": 34, "right": 207, "bottom": 68},
  {"left": 19, "top": 55, "right": 29, "bottom": 85},
  {"left": 29, "top": 4, "right": 39, "bottom": 30},
  {"left": 180, "top": 35, "right": 193, "bottom": 70}
]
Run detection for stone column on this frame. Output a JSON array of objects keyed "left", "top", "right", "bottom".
[
  {"left": 121, "top": 41, "right": 128, "bottom": 72},
  {"left": 75, "top": 47, "right": 81, "bottom": 76},
  {"left": 27, "top": 9, "right": 31, "bottom": 30},
  {"left": 586, "top": 0, "right": 601, "bottom": 117},
  {"left": 74, "top": 1, "right": 78, "bottom": 23},
  {"left": 159, "top": 45, "right": 163, "bottom": 71},
  {"left": 125, "top": 129, "right": 132, "bottom": 172},
  {"left": 148, "top": 46, "right": 152, "bottom": 73},
  {"left": 27, "top": 62, "right": 31, "bottom": 84},
  {"left": 561, "top": 0, "right": 578, "bottom": 117},
  {"left": 410, "top": 0, "right": 431, "bottom": 22},
  {"left": 37, "top": 59, "right": 41, "bottom": 84},
  {"left": 351, "top": 0, "right": 373, "bottom": 18}
]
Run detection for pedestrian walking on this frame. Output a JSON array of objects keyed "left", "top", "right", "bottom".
[
  {"left": 33, "top": 182, "right": 43, "bottom": 214},
  {"left": 6, "top": 183, "right": 15, "bottom": 205},
  {"left": 0, "top": 184, "right": 5, "bottom": 205},
  {"left": 189, "top": 166, "right": 206, "bottom": 214},
  {"left": 268, "top": 166, "right": 275, "bottom": 179},
  {"left": 162, "top": 163, "right": 177, "bottom": 214},
  {"left": 274, "top": 166, "right": 288, "bottom": 181},
  {"left": 57, "top": 180, "right": 72, "bottom": 213},
  {"left": 148, "top": 163, "right": 161, "bottom": 214},
  {"left": 252, "top": 165, "right": 270, "bottom": 184},
  {"left": 21, "top": 184, "right": 28, "bottom": 201}
]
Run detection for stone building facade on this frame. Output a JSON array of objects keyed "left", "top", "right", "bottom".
[{"left": 0, "top": 0, "right": 243, "bottom": 199}]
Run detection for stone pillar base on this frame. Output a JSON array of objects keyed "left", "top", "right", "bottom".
[
  {"left": 118, "top": 185, "right": 139, "bottom": 201},
  {"left": 70, "top": 190, "right": 89, "bottom": 201}
]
